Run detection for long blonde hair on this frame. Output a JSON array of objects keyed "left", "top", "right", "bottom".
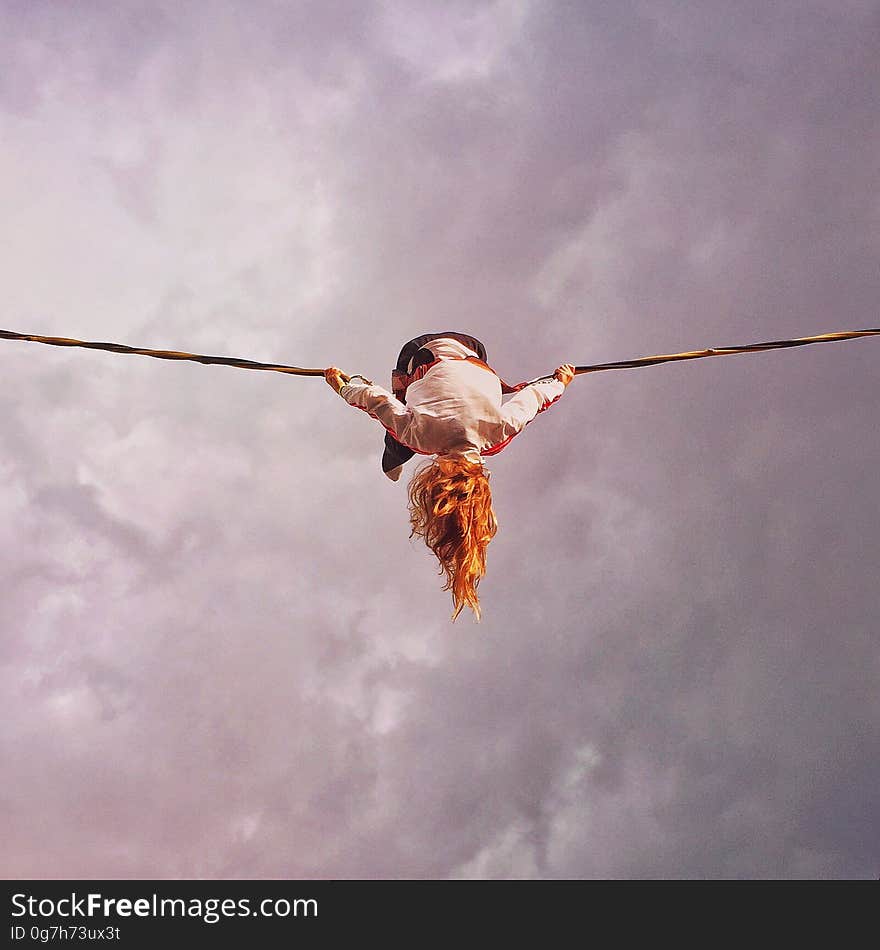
[{"left": 407, "top": 454, "right": 498, "bottom": 621}]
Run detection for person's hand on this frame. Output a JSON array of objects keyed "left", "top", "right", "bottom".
[
  {"left": 554, "top": 363, "right": 575, "bottom": 387},
  {"left": 324, "top": 367, "right": 351, "bottom": 393}
]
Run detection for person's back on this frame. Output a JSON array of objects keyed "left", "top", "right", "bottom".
[{"left": 391, "top": 338, "right": 511, "bottom": 460}]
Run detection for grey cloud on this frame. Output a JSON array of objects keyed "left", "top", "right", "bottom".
[{"left": 1, "top": 0, "right": 878, "bottom": 879}]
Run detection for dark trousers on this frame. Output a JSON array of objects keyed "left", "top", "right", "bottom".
[{"left": 382, "top": 332, "right": 488, "bottom": 476}]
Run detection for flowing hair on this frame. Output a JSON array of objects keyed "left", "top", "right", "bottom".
[{"left": 407, "top": 454, "right": 498, "bottom": 621}]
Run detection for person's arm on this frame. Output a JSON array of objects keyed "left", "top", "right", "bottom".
[
  {"left": 325, "top": 366, "right": 412, "bottom": 440},
  {"left": 499, "top": 363, "right": 574, "bottom": 437}
]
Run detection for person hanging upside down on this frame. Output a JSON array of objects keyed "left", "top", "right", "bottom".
[{"left": 325, "top": 332, "right": 575, "bottom": 621}]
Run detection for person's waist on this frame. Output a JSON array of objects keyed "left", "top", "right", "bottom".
[{"left": 394, "top": 355, "right": 496, "bottom": 394}]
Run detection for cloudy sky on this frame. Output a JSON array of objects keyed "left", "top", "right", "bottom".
[{"left": 1, "top": 0, "right": 878, "bottom": 879}]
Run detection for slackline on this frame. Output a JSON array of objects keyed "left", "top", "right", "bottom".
[{"left": 1, "top": 326, "right": 878, "bottom": 380}]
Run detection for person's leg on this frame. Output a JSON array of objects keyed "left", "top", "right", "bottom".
[
  {"left": 394, "top": 333, "right": 437, "bottom": 374},
  {"left": 382, "top": 430, "right": 413, "bottom": 480}
]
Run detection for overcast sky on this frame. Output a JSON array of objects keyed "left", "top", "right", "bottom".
[{"left": 1, "top": 0, "right": 878, "bottom": 879}]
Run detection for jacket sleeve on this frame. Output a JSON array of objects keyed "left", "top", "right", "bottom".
[
  {"left": 339, "top": 378, "right": 412, "bottom": 441},
  {"left": 499, "top": 377, "right": 565, "bottom": 438}
]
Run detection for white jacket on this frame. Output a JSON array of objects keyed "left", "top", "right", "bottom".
[{"left": 339, "top": 338, "right": 566, "bottom": 480}]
